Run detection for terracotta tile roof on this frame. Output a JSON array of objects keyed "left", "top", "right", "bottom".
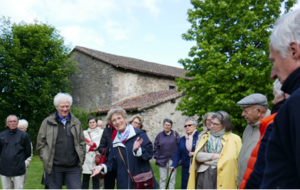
[
  {"left": 92, "top": 89, "right": 183, "bottom": 114},
  {"left": 72, "top": 46, "right": 190, "bottom": 79}
]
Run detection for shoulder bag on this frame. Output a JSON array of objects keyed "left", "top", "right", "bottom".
[{"left": 118, "top": 147, "right": 154, "bottom": 189}]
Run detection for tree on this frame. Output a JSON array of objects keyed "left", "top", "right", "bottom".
[
  {"left": 0, "top": 17, "right": 78, "bottom": 143},
  {"left": 176, "top": 0, "right": 296, "bottom": 135}
]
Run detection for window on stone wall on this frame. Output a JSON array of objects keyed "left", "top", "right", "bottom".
[{"left": 169, "top": 85, "right": 175, "bottom": 90}]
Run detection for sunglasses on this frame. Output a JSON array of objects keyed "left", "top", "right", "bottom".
[{"left": 184, "top": 124, "right": 194, "bottom": 128}]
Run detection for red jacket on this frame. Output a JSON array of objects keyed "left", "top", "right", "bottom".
[{"left": 240, "top": 113, "right": 277, "bottom": 189}]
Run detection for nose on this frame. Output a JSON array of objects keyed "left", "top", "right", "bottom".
[
  {"left": 270, "top": 66, "right": 277, "bottom": 79},
  {"left": 241, "top": 111, "right": 246, "bottom": 116}
]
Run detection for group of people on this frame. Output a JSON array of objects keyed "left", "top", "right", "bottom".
[{"left": 1, "top": 8, "right": 300, "bottom": 189}]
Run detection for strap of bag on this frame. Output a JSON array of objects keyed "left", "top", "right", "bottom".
[
  {"left": 87, "top": 132, "right": 93, "bottom": 143},
  {"left": 118, "top": 147, "right": 135, "bottom": 183}
]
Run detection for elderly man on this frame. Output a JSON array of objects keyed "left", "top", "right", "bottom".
[
  {"left": 97, "top": 120, "right": 104, "bottom": 129},
  {"left": 0, "top": 115, "right": 31, "bottom": 189},
  {"left": 36, "top": 92, "right": 86, "bottom": 189},
  {"left": 236, "top": 93, "right": 271, "bottom": 187},
  {"left": 260, "top": 9, "right": 300, "bottom": 189}
]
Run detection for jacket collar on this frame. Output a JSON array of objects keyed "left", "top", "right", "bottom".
[
  {"left": 112, "top": 124, "right": 136, "bottom": 148},
  {"left": 282, "top": 66, "right": 300, "bottom": 95},
  {"left": 47, "top": 111, "right": 80, "bottom": 127}
]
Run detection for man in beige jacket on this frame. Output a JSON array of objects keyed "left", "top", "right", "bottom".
[
  {"left": 36, "top": 92, "right": 86, "bottom": 189},
  {"left": 236, "top": 93, "right": 271, "bottom": 187}
]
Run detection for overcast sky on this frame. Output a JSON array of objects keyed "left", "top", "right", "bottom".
[{"left": 1, "top": 0, "right": 300, "bottom": 68}]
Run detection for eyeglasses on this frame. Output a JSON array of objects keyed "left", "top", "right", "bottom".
[
  {"left": 112, "top": 116, "right": 123, "bottom": 124},
  {"left": 7, "top": 120, "right": 18, "bottom": 123},
  {"left": 133, "top": 122, "right": 141, "bottom": 126},
  {"left": 184, "top": 124, "right": 194, "bottom": 128},
  {"left": 211, "top": 122, "right": 221, "bottom": 127}
]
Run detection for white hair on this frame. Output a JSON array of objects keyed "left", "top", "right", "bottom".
[
  {"left": 270, "top": 9, "right": 300, "bottom": 58},
  {"left": 273, "top": 79, "right": 284, "bottom": 98},
  {"left": 53, "top": 92, "right": 73, "bottom": 106},
  {"left": 6, "top": 115, "right": 18, "bottom": 122},
  {"left": 18, "top": 119, "right": 29, "bottom": 128}
]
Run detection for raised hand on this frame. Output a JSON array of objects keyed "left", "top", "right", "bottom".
[{"left": 133, "top": 137, "right": 143, "bottom": 151}]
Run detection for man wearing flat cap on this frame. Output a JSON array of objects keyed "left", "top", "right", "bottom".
[{"left": 236, "top": 93, "right": 270, "bottom": 188}]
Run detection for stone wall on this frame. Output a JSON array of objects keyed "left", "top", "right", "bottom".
[
  {"left": 70, "top": 51, "right": 114, "bottom": 111},
  {"left": 111, "top": 69, "right": 177, "bottom": 103},
  {"left": 98, "top": 97, "right": 200, "bottom": 143}
]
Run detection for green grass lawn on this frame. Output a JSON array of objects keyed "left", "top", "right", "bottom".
[{"left": 0, "top": 155, "right": 182, "bottom": 189}]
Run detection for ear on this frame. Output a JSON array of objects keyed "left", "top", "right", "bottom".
[{"left": 289, "top": 42, "right": 300, "bottom": 59}]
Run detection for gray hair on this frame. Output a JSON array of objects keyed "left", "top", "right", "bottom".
[
  {"left": 53, "top": 92, "right": 73, "bottom": 106},
  {"left": 183, "top": 117, "right": 198, "bottom": 127},
  {"left": 273, "top": 79, "right": 284, "bottom": 98},
  {"left": 18, "top": 119, "right": 28, "bottom": 129},
  {"left": 6, "top": 115, "right": 18, "bottom": 122},
  {"left": 106, "top": 107, "right": 127, "bottom": 124},
  {"left": 163, "top": 118, "right": 173, "bottom": 127},
  {"left": 211, "top": 111, "right": 232, "bottom": 132},
  {"left": 270, "top": 9, "right": 300, "bottom": 58},
  {"left": 203, "top": 112, "right": 215, "bottom": 127}
]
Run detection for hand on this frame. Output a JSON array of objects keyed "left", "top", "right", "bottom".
[
  {"left": 88, "top": 142, "right": 93, "bottom": 146},
  {"left": 90, "top": 165, "right": 104, "bottom": 177},
  {"left": 133, "top": 137, "right": 143, "bottom": 151},
  {"left": 189, "top": 152, "right": 194, "bottom": 157},
  {"left": 170, "top": 167, "right": 174, "bottom": 172},
  {"left": 212, "top": 153, "right": 220, "bottom": 160},
  {"left": 204, "top": 161, "right": 210, "bottom": 165}
]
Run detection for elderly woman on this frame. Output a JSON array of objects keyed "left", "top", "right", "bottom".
[
  {"left": 82, "top": 117, "right": 103, "bottom": 189},
  {"left": 187, "top": 111, "right": 242, "bottom": 189},
  {"left": 153, "top": 118, "right": 180, "bottom": 189},
  {"left": 170, "top": 117, "right": 200, "bottom": 189},
  {"left": 91, "top": 107, "right": 158, "bottom": 189},
  {"left": 17, "top": 119, "right": 33, "bottom": 185},
  {"left": 196, "top": 112, "right": 215, "bottom": 146},
  {"left": 128, "top": 115, "right": 144, "bottom": 130}
]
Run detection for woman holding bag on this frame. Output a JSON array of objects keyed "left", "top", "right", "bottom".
[
  {"left": 82, "top": 116, "right": 103, "bottom": 189},
  {"left": 91, "top": 107, "right": 159, "bottom": 189}
]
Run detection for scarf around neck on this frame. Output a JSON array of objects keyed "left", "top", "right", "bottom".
[
  {"left": 207, "top": 128, "right": 226, "bottom": 153},
  {"left": 185, "top": 130, "right": 196, "bottom": 152}
]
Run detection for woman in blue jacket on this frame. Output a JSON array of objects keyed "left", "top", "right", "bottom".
[
  {"left": 170, "top": 117, "right": 199, "bottom": 189},
  {"left": 91, "top": 107, "right": 158, "bottom": 189}
]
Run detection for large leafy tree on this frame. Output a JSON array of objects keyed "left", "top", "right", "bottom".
[
  {"left": 0, "top": 17, "right": 78, "bottom": 143},
  {"left": 176, "top": 0, "right": 296, "bottom": 135}
]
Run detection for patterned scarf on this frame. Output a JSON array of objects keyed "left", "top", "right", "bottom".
[{"left": 207, "top": 129, "right": 225, "bottom": 153}]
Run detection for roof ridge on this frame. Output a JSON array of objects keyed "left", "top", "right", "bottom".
[{"left": 72, "top": 46, "right": 191, "bottom": 79}]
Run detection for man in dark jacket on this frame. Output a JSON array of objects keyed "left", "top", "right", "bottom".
[
  {"left": 36, "top": 92, "right": 86, "bottom": 189},
  {"left": 0, "top": 115, "right": 31, "bottom": 189},
  {"left": 261, "top": 9, "right": 300, "bottom": 188}
]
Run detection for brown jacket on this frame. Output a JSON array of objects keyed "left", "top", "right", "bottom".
[{"left": 36, "top": 112, "right": 86, "bottom": 174}]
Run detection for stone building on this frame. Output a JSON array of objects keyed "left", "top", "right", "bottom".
[{"left": 70, "top": 46, "right": 195, "bottom": 142}]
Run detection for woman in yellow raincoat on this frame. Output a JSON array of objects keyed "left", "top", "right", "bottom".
[{"left": 187, "top": 111, "right": 242, "bottom": 189}]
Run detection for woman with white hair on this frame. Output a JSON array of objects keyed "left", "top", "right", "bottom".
[
  {"left": 90, "top": 107, "right": 158, "bottom": 189},
  {"left": 170, "top": 117, "right": 200, "bottom": 189},
  {"left": 17, "top": 119, "right": 33, "bottom": 186}
]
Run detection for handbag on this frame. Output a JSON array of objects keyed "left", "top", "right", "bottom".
[
  {"left": 118, "top": 147, "right": 154, "bottom": 189},
  {"left": 88, "top": 132, "right": 106, "bottom": 179}
]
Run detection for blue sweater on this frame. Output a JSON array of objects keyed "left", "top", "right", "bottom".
[{"left": 261, "top": 67, "right": 300, "bottom": 188}]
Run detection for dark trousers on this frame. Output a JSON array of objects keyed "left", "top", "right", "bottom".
[
  {"left": 104, "top": 169, "right": 117, "bottom": 189},
  {"left": 82, "top": 174, "right": 99, "bottom": 189},
  {"left": 45, "top": 165, "right": 82, "bottom": 189}
]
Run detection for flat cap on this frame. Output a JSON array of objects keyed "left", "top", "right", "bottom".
[{"left": 237, "top": 93, "right": 268, "bottom": 107}]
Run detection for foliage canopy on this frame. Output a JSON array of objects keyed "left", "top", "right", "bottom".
[
  {"left": 176, "top": 0, "right": 296, "bottom": 135},
  {"left": 0, "top": 17, "right": 78, "bottom": 142}
]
